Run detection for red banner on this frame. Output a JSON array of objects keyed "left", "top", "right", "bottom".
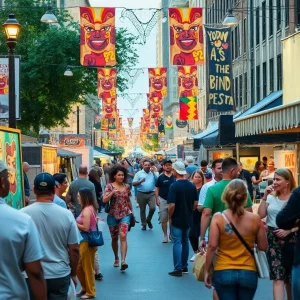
[
  {"left": 97, "top": 68, "right": 117, "bottom": 99},
  {"left": 178, "top": 66, "right": 198, "bottom": 97},
  {"left": 80, "top": 7, "right": 116, "bottom": 66},
  {"left": 169, "top": 8, "right": 204, "bottom": 65},
  {"left": 148, "top": 68, "right": 167, "bottom": 98}
]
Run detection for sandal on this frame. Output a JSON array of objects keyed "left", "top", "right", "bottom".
[
  {"left": 113, "top": 260, "right": 119, "bottom": 267},
  {"left": 76, "top": 290, "right": 86, "bottom": 296},
  {"left": 120, "top": 262, "right": 128, "bottom": 271},
  {"left": 81, "top": 295, "right": 95, "bottom": 299}
]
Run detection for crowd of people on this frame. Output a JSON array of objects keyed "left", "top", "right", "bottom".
[{"left": 0, "top": 154, "right": 300, "bottom": 300}]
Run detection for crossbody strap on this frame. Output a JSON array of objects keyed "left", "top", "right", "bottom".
[
  {"left": 223, "top": 212, "right": 254, "bottom": 257},
  {"left": 89, "top": 207, "right": 99, "bottom": 233}
]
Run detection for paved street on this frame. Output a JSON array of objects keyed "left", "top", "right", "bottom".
[{"left": 85, "top": 204, "right": 273, "bottom": 300}]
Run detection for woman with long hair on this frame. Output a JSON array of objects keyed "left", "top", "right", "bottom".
[
  {"left": 205, "top": 179, "right": 268, "bottom": 300},
  {"left": 189, "top": 169, "right": 205, "bottom": 262},
  {"left": 103, "top": 165, "right": 133, "bottom": 271},
  {"left": 258, "top": 168, "right": 297, "bottom": 300},
  {"left": 251, "top": 160, "right": 265, "bottom": 199},
  {"left": 76, "top": 188, "right": 98, "bottom": 299}
]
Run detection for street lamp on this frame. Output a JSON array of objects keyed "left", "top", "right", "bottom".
[
  {"left": 64, "top": 67, "right": 73, "bottom": 76},
  {"left": 222, "top": 9, "right": 239, "bottom": 27},
  {"left": 3, "top": 14, "right": 21, "bottom": 129},
  {"left": 41, "top": 6, "right": 58, "bottom": 24}
]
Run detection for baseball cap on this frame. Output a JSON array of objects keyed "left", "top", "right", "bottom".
[
  {"left": 0, "top": 160, "right": 13, "bottom": 173},
  {"left": 172, "top": 161, "right": 187, "bottom": 175},
  {"left": 34, "top": 172, "right": 56, "bottom": 191},
  {"left": 162, "top": 159, "right": 173, "bottom": 165}
]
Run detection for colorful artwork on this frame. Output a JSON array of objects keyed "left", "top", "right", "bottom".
[
  {"left": 178, "top": 66, "right": 198, "bottom": 97},
  {"left": 165, "top": 116, "right": 173, "bottom": 130},
  {"left": 97, "top": 68, "right": 117, "bottom": 99},
  {"left": 169, "top": 8, "right": 204, "bottom": 65},
  {"left": 149, "top": 101, "right": 163, "bottom": 118},
  {"left": 108, "top": 118, "right": 116, "bottom": 130},
  {"left": 206, "top": 26, "right": 234, "bottom": 111},
  {"left": 148, "top": 68, "right": 167, "bottom": 98},
  {"left": 0, "top": 127, "right": 23, "bottom": 209},
  {"left": 150, "top": 118, "right": 158, "bottom": 133},
  {"left": 127, "top": 117, "right": 133, "bottom": 128},
  {"left": 80, "top": 7, "right": 116, "bottom": 66},
  {"left": 179, "top": 96, "right": 198, "bottom": 120},
  {"left": 42, "top": 146, "right": 58, "bottom": 175},
  {"left": 102, "top": 102, "right": 117, "bottom": 119},
  {"left": 240, "top": 156, "right": 259, "bottom": 172},
  {"left": 101, "top": 117, "right": 109, "bottom": 131},
  {"left": 59, "top": 134, "right": 85, "bottom": 147}
]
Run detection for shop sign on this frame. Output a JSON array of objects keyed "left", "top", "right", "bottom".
[
  {"left": 59, "top": 134, "right": 85, "bottom": 147},
  {"left": 274, "top": 150, "right": 296, "bottom": 174},
  {"left": 176, "top": 119, "right": 188, "bottom": 128}
]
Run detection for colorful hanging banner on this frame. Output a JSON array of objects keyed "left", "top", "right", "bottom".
[
  {"left": 206, "top": 26, "right": 234, "bottom": 112},
  {"left": 169, "top": 8, "right": 204, "bottom": 65},
  {"left": 97, "top": 68, "right": 117, "bottom": 99},
  {"left": 150, "top": 118, "right": 158, "bottom": 133},
  {"left": 119, "top": 118, "right": 122, "bottom": 128},
  {"left": 109, "top": 129, "right": 117, "bottom": 139},
  {"left": 127, "top": 118, "right": 133, "bottom": 128},
  {"left": 178, "top": 66, "right": 199, "bottom": 97},
  {"left": 149, "top": 100, "right": 163, "bottom": 118},
  {"left": 148, "top": 68, "right": 167, "bottom": 98},
  {"left": 158, "top": 118, "right": 165, "bottom": 134},
  {"left": 101, "top": 118, "right": 108, "bottom": 131},
  {"left": 102, "top": 102, "right": 117, "bottom": 119},
  {"left": 80, "top": 7, "right": 116, "bottom": 66},
  {"left": 179, "top": 96, "right": 198, "bottom": 120},
  {"left": 165, "top": 116, "right": 173, "bottom": 130},
  {"left": 108, "top": 118, "right": 116, "bottom": 129}
]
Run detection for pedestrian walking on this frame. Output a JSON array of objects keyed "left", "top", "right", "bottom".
[
  {"left": 76, "top": 188, "right": 99, "bottom": 299},
  {"left": 204, "top": 179, "right": 268, "bottom": 300},
  {"left": 133, "top": 160, "right": 158, "bottom": 230},
  {"left": 53, "top": 173, "right": 68, "bottom": 208},
  {"left": 89, "top": 168, "right": 103, "bottom": 213},
  {"left": 0, "top": 161, "right": 46, "bottom": 300},
  {"left": 103, "top": 164, "right": 134, "bottom": 271},
  {"left": 167, "top": 161, "right": 198, "bottom": 277},
  {"left": 121, "top": 158, "right": 135, "bottom": 190},
  {"left": 23, "top": 161, "right": 31, "bottom": 205},
  {"left": 155, "top": 159, "right": 176, "bottom": 243},
  {"left": 185, "top": 156, "right": 198, "bottom": 179},
  {"left": 189, "top": 169, "right": 205, "bottom": 262},
  {"left": 22, "top": 172, "right": 79, "bottom": 300},
  {"left": 66, "top": 165, "right": 96, "bottom": 218},
  {"left": 200, "top": 160, "right": 213, "bottom": 182},
  {"left": 276, "top": 185, "right": 300, "bottom": 300},
  {"left": 258, "top": 168, "right": 296, "bottom": 300}
]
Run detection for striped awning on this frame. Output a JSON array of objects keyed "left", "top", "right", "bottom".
[{"left": 234, "top": 100, "right": 300, "bottom": 137}]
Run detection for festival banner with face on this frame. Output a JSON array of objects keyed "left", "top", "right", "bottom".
[
  {"left": 97, "top": 68, "right": 117, "bottom": 99},
  {"left": 148, "top": 68, "right": 167, "bottom": 98},
  {"left": 150, "top": 118, "right": 158, "bottom": 133},
  {"left": 101, "top": 117, "right": 108, "bottom": 131},
  {"left": 127, "top": 118, "right": 133, "bottom": 128},
  {"left": 102, "top": 102, "right": 117, "bottom": 119},
  {"left": 149, "top": 97, "right": 163, "bottom": 118},
  {"left": 178, "top": 66, "right": 199, "bottom": 97},
  {"left": 80, "top": 7, "right": 116, "bottom": 66},
  {"left": 169, "top": 8, "right": 204, "bottom": 65}
]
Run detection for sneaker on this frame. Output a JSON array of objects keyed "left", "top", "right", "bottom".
[
  {"left": 162, "top": 236, "right": 168, "bottom": 243},
  {"left": 141, "top": 225, "right": 147, "bottom": 230},
  {"left": 190, "top": 254, "right": 196, "bottom": 262},
  {"left": 182, "top": 267, "right": 188, "bottom": 274},
  {"left": 95, "top": 273, "right": 103, "bottom": 280},
  {"left": 168, "top": 270, "right": 182, "bottom": 277},
  {"left": 147, "top": 220, "right": 153, "bottom": 229}
]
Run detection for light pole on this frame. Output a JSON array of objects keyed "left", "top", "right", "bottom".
[
  {"left": 76, "top": 104, "right": 80, "bottom": 134},
  {"left": 3, "top": 14, "right": 21, "bottom": 129}
]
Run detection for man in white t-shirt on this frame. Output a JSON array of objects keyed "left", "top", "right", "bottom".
[
  {"left": 22, "top": 172, "right": 79, "bottom": 300},
  {"left": 0, "top": 161, "right": 46, "bottom": 299}
]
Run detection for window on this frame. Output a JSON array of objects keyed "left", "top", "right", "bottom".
[
  {"left": 250, "top": 0, "right": 254, "bottom": 49},
  {"left": 270, "top": 58, "right": 274, "bottom": 92},
  {"left": 263, "top": 62, "right": 267, "bottom": 97},
  {"left": 269, "top": 0, "right": 273, "bottom": 36},
  {"left": 285, "top": 0, "right": 289, "bottom": 26},
  {"left": 235, "top": 77, "right": 239, "bottom": 107},
  {"left": 297, "top": 0, "right": 300, "bottom": 25},
  {"left": 256, "top": 65, "right": 261, "bottom": 102},
  {"left": 239, "top": 75, "right": 243, "bottom": 108},
  {"left": 244, "top": 72, "right": 248, "bottom": 105},
  {"left": 277, "top": 0, "right": 281, "bottom": 30},
  {"left": 235, "top": 25, "right": 240, "bottom": 58},
  {"left": 256, "top": 7, "right": 260, "bottom": 45},
  {"left": 243, "top": 18, "right": 247, "bottom": 53},
  {"left": 251, "top": 67, "right": 255, "bottom": 106},
  {"left": 262, "top": 2, "right": 266, "bottom": 41},
  {"left": 277, "top": 54, "right": 282, "bottom": 89},
  {"left": 216, "top": 0, "right": 219, "bottom": 22}
]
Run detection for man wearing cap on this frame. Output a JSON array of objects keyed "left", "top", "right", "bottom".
[
  {"left": 53, "top": 173, "right": 68, "bottom": 209},
  {"left": 0, "top": 160, "right": 46, "bottom": 299},
  {"left": 133, "top": 160, "right": 158, "bottom": 230},
  {"left": 155, "top": 159, "right": 176, "bottom": 243},
  {"left": 22, "top": 172, "right": 80, "bottom": 300},
  {"left": 185, "top": 156, "right": 198, "bottom": 179},
  {"left": 168, "top": 161, "right": 198, "bottom": 277}
]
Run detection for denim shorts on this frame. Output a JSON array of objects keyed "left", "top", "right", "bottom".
[
  {"left": 107, "top": 214, "right": 131, "bottom": 226},
  {"left": 107, "top": 214, "right": 131, "bottom": 238}
]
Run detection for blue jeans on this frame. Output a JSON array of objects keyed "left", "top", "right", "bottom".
[
  {"left": 171, "top": 226, "right": 190, "bottom": 271},
  {"left": 213, "top": 270, "right": 258, "bottom": 300},
  {"left": 292, "top": 265, "right": 300, "bottom": 300}
]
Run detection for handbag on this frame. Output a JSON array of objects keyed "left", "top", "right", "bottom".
[
  {"left": 193, "top": 252, "right": 213, "bottom": 282},
  {"left": 88, "top": 210, "right": 104, "bottom": 247},
  {"left": 223, "top": 212, "right": 269, "bottom": 279}
]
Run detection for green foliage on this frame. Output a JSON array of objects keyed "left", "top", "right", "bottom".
[
  {"left": 0, "top": 0, "right": 139, "bottom": 133},
  {"left": 107, "top": 141, "right": 125, "bottom": 154}
]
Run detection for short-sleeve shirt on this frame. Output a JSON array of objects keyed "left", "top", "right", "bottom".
[
  {"left": 0, "top": 198, "right": 44, "bottom": 299},
  {"left": 21, "top": 202, "right": 78, "bottom": 279},
  {"left": 155, "top": 173, "right": 176, "bottom": 200},
  {"left": 133, "top": 170, "right": 158, "bottom": 192},
  {"left": 266, "top": 194, "right": 288, "bottom": 228},
  {"left": 251, "top": 170, "right": 260, "bottom": 181},
  {"left": 167, "top": 180, "right": 198, "bottom": 229},
  {"left": 198, "top": 179, "right": 217, "bottom": 205},
  {"left": 203, "top": 179, "right": 253, "bottom": 215},
  {"left": 104, "top": 183, "right": 132, "bottom": 219},
  {"left": 127, "top": 166, "right": 135, "bottom": 184},
  {"left": 54, "top": 194, "right": 67, "bottom": 209}
]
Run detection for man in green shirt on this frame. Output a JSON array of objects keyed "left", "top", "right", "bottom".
[{"left": 199, "top": 158, "right": 253, "bottom": 249}]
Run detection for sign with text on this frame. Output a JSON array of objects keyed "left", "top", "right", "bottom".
[
  {"left": 274, "top": 150, "right": 297, "bottom": 174},
  {"left": 59, "top": 134, "right": 85, "bottom": 147},
  {"left": 206, "top": 27, "right": 235, "bottom": 112}
]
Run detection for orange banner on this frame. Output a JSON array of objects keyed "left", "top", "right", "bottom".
[
  {"left": 97, "top": 68, "right": 117, "bottom": 99},
  {"left": 148, "top": 68, "right": 167, "bottom": 98},
  {"left": 178, "top": 66, "right": 199, "bottom": 97},
  {"left": 80, "top": 7, "right": 116, "bottom": 66}
]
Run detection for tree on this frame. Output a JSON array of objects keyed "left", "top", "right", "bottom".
[
  {"left": 107, "top": 142, "right": 125, "bottom": 155},
  {"left": 0, "top": 0, "right": 139, "bottom": 133}
]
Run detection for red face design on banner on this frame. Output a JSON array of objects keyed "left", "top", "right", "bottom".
[
  {"left": 148, "top": 68, "right": 167, "bottom": 98},
  {"left": 169, "top": 8, "right": 204, "bottom": 65},
  {"left": 102, "top": 103, "right": 116, "bottom": 119},
  {"left": 80, "top": 7, "right": 116, "bottom": 66},
  {"left": 98, "top": 68, "right": 117, "bottom": 99},
  {"left": 0, "top": 75, "right": 8, "bottom": 95},
  {"left": 178, "top": 66, "right": 199, "bottom": 97},
  {"left": 6, "top": 140, "right": 16, "bottom": 194}
]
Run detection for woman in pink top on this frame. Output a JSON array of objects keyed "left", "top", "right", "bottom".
[
  {"left": 76, "top": 188, "right": 98, "bottom": 299},
  {"left": 103, "top": 164, "right": 133, "bottom": 271}
]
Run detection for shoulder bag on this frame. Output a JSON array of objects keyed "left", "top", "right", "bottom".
[
  {"left": 223, "top": 212, "right": 269, "bottom": 279},
  {"left": 88, "top": 209, "right": 104, "bottom": 247}
]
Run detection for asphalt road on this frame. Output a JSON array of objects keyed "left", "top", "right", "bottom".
[{"left": 84, "top": 204, "right": 273, "bottom": 300}]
